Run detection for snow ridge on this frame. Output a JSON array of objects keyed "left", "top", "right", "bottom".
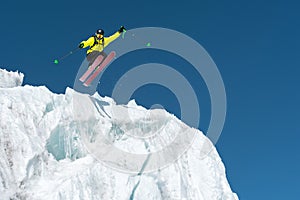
[
  {"left": 0, "top": 69, "right": 238, "bottom": 200},
  {"left": 0, "top": 69, "right": 24, "bottom": 88}
]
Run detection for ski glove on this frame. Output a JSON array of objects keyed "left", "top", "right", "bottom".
[
  {"left": 118, "top": 26, "right": 126, "bottom": 33},
  {"left": 79, "top": 43, "right": 84, "bottom": 48}
]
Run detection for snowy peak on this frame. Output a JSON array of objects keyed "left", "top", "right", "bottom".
[
  {"left": 0, "top": 69, "right": 24, "bottom": 88},
  {"left": 0, "top": 69, "right": 238, "bottom": 200}
]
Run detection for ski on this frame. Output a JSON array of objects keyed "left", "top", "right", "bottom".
[
  {"left": 79, "top": 54, "right": 104, "bottom": 82},
  {"left": 83, "top": 51, "right": 116, "bottom": 87}
]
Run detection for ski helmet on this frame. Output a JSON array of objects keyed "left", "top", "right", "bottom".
[{"left": 96, "top": 29, "right": 104, "bottom": 35}]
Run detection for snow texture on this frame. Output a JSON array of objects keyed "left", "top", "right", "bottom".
[
  {"left": 0, "top": 69, "right": 24, "bottom": 88},
  {"left": 0, "top": 69, "right": 238, "bottom": 200}
]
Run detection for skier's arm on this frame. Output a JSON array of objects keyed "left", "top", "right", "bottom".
[
  {"left": 79, "top": 37, "right": 94, "bottom": 48},
  {"left": 104, "top": 31, "right": 121, "bottom": 46}
]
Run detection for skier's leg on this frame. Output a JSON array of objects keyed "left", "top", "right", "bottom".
[
  {"left": 79, "top": 52, "right": 104, "bottom": 82},
  {"left": 94, "top": 51, "right": 107, "bottom": 69},
  {"left": 87, "top": 51, "right": 102, "bottom": 67},
  {"left": 100, "top": 51, "right": 107, "bottom": 58}
]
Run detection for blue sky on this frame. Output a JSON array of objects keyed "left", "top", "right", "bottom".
[{"left": 1, "top": 0, "right": 299, "bottom": 199}]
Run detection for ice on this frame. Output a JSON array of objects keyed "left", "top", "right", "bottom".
[
  {"left": 0, "top": 68, "right": 238, "bottom": 200},
  {"left": 0, "top": 69, "right": 24, "bottom": 88}
]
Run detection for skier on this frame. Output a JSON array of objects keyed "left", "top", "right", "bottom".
[{"left": 78, "top": 26, "right": 126, "bottom": 66}]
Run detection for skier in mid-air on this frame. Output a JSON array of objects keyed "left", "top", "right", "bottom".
[
  {"left": 79, "top": 26, "right": 126, "bottom": 66},
  {"left": 78, "top": 26, "right": 126, "bottom": 86}
]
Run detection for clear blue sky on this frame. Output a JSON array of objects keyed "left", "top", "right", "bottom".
[{"left": 1, "top": 0, "right": 299, "bottom": 199}]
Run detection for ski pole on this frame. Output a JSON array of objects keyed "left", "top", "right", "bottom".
[
  {"left": 122, "top": 29, "right": 127, "bottom": 39},
  {"left": 53, "top": 47, "right": 80, "bottom": 64}
]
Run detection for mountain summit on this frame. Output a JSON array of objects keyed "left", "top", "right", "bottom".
[{"left": 0, "top": 69, "right": 238, "bottom": 200}]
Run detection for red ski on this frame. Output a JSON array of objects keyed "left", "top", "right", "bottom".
[
  {"left": 79, "top": 54, "right": 104, "bottom": 82},
  {"left": 83, "top": 51, "right": 116, "bottom": 87}
]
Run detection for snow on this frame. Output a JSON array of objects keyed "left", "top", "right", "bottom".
[
  {"left": 0, "top": 68, "right": 238, "bottom": 200},
  {"left": 0, "top": 69, "right": 24, "bottom": 88}
]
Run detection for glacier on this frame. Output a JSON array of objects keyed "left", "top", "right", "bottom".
[{"left": 0, "top": 68, "right": 238, "bottom": 200}]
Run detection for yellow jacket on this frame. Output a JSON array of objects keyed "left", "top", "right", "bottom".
[{"left": 80, "top": 31, "right": 121, "bottom": 54}]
